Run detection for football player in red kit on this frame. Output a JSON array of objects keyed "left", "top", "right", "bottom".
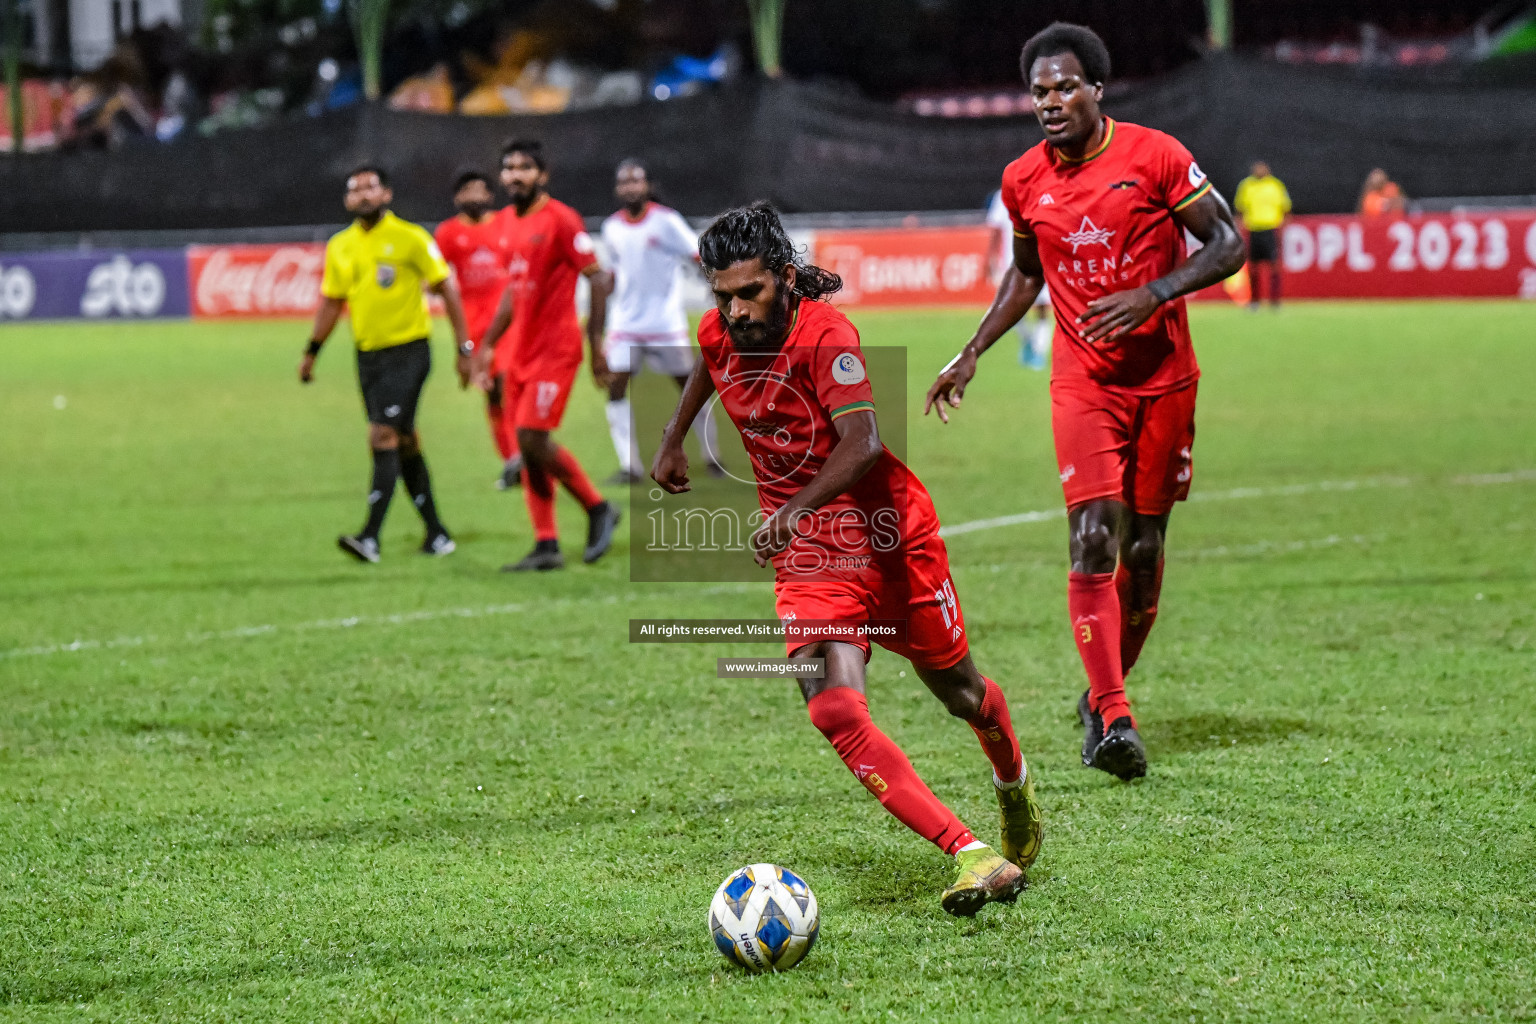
[
  {"left": 926, "top": 23, "right": 1244, "bottom": 780},
  {"left": 653, "top": 203, "right": 1043, "bottom": 917},
  {"left": 433, "top": 169, "right": 521, "bottom": 487},
  {"left": 475, "top": 139, "right": 621, "bottom": 571}
]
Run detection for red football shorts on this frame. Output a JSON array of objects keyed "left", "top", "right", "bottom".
[
  {"left": 774, "top": 533, "right": 968, "bottom": 670},
  {"left": 1051, "top": 379, "right": 1197, "bottom": 515},
  {"left": 501, "top": 361, "right": 579, "bottom": 433}
]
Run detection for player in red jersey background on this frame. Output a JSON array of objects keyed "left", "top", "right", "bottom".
[
  {"left": 654, "top": 203, "right": 1043, "bottom": 917},
  {"left": 433, "top": 169, "right": 521, "bottom": 487},
  {"left": 475, "top": 139, "right": 622, "bottom": 572},
  {"left": 926, "top": 23, "right": 1244, "bottom": 780}
]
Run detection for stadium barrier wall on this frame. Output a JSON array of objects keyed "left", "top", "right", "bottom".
[
  {"left": 0, "top": 248, "right": 188, "bottom": 320},
  {"left": 2, "top": 212, "right": 1533, "bottom": 323},
  {"left": 188, "top": 243, "right": 326, "bottom": 317}
]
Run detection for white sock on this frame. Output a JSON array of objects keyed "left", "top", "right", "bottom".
[
  {"left": 994, "top": 764, "right": 1026, "bottom": 790},
  {"left": 693, "top": 401, "right": 722, "bottom": 467},
  {"left": 605, "top": 398, "right": 637, "bottom": 475},
  {"left": 957, "top": 840, "right": 987, "bottom": 854}
]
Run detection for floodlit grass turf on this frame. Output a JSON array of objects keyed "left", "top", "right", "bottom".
[{"left": 2, "top": 302, "right": 1533, "bottom": 1022}]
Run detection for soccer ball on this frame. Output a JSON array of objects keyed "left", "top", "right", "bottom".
[{"left": 708, "top": 863, "right": 820, "bottom": 972}]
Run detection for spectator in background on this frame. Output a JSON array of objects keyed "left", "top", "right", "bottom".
[
  {"left": 1359, "top": 168, "right": 1407, "bottom": 218},
  {"left": 1233, "top": 161, "right": 1290, "bottom": 310}
]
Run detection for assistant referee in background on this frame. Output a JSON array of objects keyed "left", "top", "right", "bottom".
[
  {"left": 1233, "top": 161, "right": 1291, "bottom": 309},
  {"left": 300, "top": 165, "right": 472, "bottom": 563}
]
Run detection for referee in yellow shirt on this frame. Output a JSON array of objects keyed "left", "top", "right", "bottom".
[
  {"left": 1233, "top": 161, "right": 1291, "bottom": 309},
  {"left": 300, "top": 165, "right": 471, "bottom": 563}
]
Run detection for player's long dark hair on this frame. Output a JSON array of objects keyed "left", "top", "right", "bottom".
[{"left": 699, "top": 201, "right": 842, "bottom": 301}]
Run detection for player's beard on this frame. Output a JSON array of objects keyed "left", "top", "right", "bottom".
[
  {"left": 508, "top": 183, "right": 541, "bottom": 210},
  {"left": 456, "top": 200, "right": 490, "bottom": 219},
  {"left": 725, "top": 282, "right": 794, "bottom": 352}
]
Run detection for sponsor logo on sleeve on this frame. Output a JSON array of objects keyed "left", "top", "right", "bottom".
[
  {"left": 1188, "top": 162, "right": 1207, "bottom": 188},
  {"left": 830, "top": 352, "right": 866, "bottom": 385},
  {"left": 574, "top": 232, "right": 596, "bottom": 255}
]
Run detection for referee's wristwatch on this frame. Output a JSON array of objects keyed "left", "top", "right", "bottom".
[{"left": 459, "top": 340, "right": 476, "bottom": 356}]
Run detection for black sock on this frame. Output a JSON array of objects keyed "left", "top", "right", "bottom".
[
  {"left": 399, "top": 450, "right": 446, "bottom": 535},
  {"left": 361, "top": 448, "right": 401, "bottom": 540}
]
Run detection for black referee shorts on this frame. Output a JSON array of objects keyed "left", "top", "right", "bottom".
[
  {"left": 1247, "top": 228, "right": 1279, "bottom": 263},
  {"left": 356, "top": 338, "right": 431, "bottom": 433}
]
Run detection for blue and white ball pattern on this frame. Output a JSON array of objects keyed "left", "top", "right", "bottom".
[{"left": 708, "top": 864, "right": 820, "bottom": 972}]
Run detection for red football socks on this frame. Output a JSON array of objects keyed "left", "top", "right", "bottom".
[
  {"left": 550, "top": 445, "right": 604, "bottom": 510},
  {"left": 1116, "top": 557, "right": 1164, "bottom": 675},
  {"left": 807, "top": 686, "right": 977, "bottom": 855},
  {"left": 521, "top": 463, "right": 559, "bottom": 541},
  {"left": 967, "top": 677, "right": 1024, "bottom": 784},
  {"left": 1069, "top": 571, "right": 1135, "bottom": 728}
]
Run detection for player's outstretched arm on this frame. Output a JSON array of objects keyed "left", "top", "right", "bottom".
[
  {"left": 1079, "top": 190, "right": 1245, "bottom": 343},
  {"left": 470, "top": 284, "right": 516, "bottom": 391},
  {"left": 429, "top": 277, "right": 472, "bottom": 389},
  {"left": 299, "top": 296, "right": 345, "bottom": 383},
  {"left": 653, "top": 360, "right": 716, "bottom": 493},
  {"left": 582, "top": 264, "right": 615, "bottom": 387},
  {"left": 925, "top": 233, "right": 1045, "bottom": 422},
  {"left": 752, "top": 410, "right": 883, "bottom": 567}
]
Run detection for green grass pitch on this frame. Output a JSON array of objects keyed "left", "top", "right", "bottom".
[{"left": 2, "top": 302, "right": 1533, "bottom": 1022}]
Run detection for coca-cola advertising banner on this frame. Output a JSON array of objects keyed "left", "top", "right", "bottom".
[
  {"left": 812, "top": 227, "right": 996, "bottom": 307},
  {"left": 1263, "top": 212, "right": 1536, "bottom": 299},
  {"left": 188, "top": 244, "right": 325, "bottom": 318},
  {"left": 0, "top": 249, "right": 188, "bottom": 320}
]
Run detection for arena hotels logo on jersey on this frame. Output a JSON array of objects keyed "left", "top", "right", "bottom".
[
  {"left": 1062, "top": 217, "right": 1115, "bottom": 253},
  {"left": 1057, "top": 216, "right": 1138, "bottom": 285},
  {"left": 712, "top": 360, "right": 815, "bottom": 488}
]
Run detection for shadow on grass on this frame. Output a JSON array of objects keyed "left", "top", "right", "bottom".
[{"left": 1146, "top": 711, "right": 1313, "bottom": 755}]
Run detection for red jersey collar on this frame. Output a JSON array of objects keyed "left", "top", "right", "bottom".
[{"left": 1051, "top": 117, "right": 1116, "bottom": 166}]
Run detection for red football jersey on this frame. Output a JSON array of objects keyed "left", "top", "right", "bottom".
[
  {"left": 494, "top": 195, "right": 598, "bottom": 376},
  {"left": 697, "top": 299, "right": 943, "bottom": 583},
  {"left": 433, "top": 213, "right": 510, "bottom": 342},
  {"left": 1002, "top": 118, "right": 1213, "bottom": 394}
]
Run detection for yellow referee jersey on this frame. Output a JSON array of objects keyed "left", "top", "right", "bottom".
[
  {"left": 1233, "top": 175, "right": 1292, "bottom": 232},
  {"left": 321, "top": 211, "right": 451, "bottom": 351}
]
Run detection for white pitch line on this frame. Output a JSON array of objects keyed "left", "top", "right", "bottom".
[
  {"left": 939, "top": 469, "right": 1521, "bottom": 539},
  {"left": 3, "top": 469, "right": 1531, "bottom": 663},
  {"left": 0, "top": 583, "right": 769, "bottom": 662},
  {"left": 1182, "top": 532, "right": 1379, "bottom": 560}
]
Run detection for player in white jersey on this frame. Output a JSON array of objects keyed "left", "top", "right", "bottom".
[
  {"left": 986, "top": 189, "right": 1052, "bottom": 371},
  {"left": 599, "top": 159, "right": 724, "bottom": 482}
]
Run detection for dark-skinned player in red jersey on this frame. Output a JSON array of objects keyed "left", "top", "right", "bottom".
[
  {"left": 474, "top": 139, "right": 622, "bottom": 571},
  {"left": 433, "top": 169, "right": 522, "bottom": 487},
  {"left": 653, "top": 203, "right": 1043, "bottom": 917},
  {"left": 925, "top": 23, "right": 1245, "bottom": 781}
]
